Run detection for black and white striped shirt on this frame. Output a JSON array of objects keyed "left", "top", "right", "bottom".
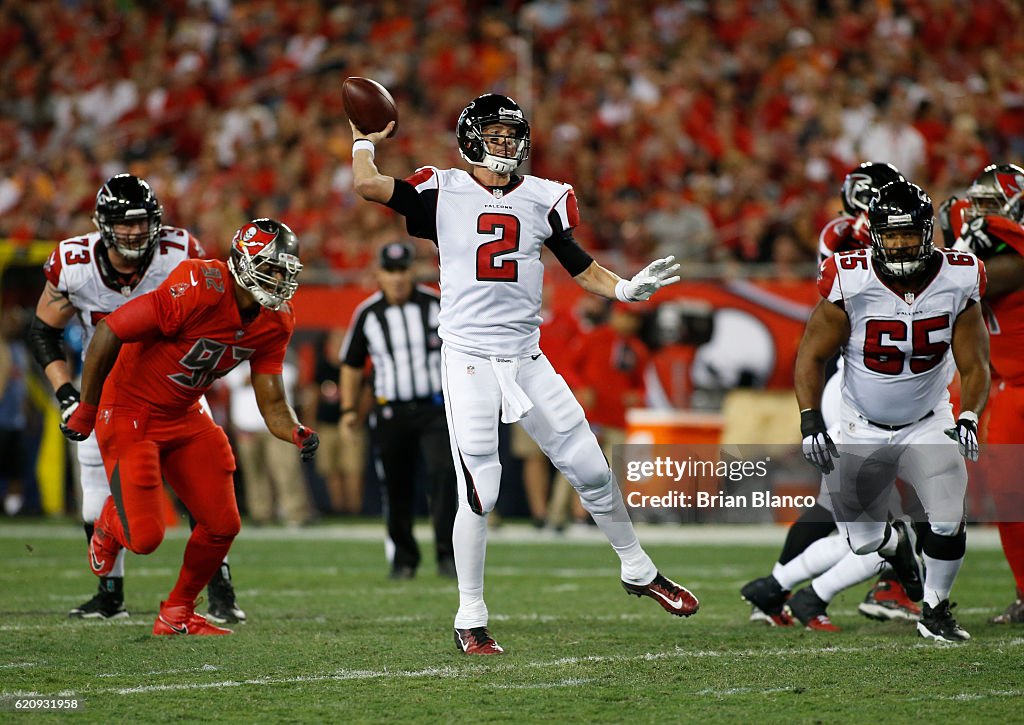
[{"left": 341, "top": 286, "right": 443, "bottom": 403}]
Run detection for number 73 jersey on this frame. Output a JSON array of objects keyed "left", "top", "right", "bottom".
[
  {"left": 403, "top": 166, "right": 578, "bottom": 356},
  {"left": 817, "top": 249, "right": 986, "bottom": 426}
]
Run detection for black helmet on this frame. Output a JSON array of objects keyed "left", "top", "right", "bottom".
[
  {"left": 840, "top": 162, "right": 904, "bottom": 217},
  {"left": 867, "top": 180, "right": 935, "bottom": 278},
  {"left": 227, "top": 218, "right": 303, "bottom": 310},
  {"left": 456, "top": 94, "right": 530, "bottom": 175},
  {"left": 93, "top": 174, "right": 163, "bottom": 262},
  {"left": 966, "top": 163, "right": 1024, "bottom": 223}
]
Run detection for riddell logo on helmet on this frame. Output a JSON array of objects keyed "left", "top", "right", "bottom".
[{"left": 498, "top": 108, "right": 523, "bottom": 120}]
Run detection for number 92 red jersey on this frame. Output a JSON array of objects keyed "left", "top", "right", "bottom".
[{"left": 101, "top": 259, "right": 294, "bottom": 415}]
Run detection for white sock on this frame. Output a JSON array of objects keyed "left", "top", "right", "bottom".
[
  {"left": 922, "top": 554, "right": 963, "bottom": 607},
  {"left": 811, "top": 550, "right": 885, "bottom": 603},
  {"left": 453, "top": 504, "right": 489, "bottom": 629},
  {"left": 878, "top": 526, "right": 898, "bottom": 557},
  {"left": 585, "top": 481, "right": 657, "bottom": 585},
  {"left": 109, "top": 548, "right": 126, "bottom": 578},
  {"left": 774, "top": 535, "right": 849, "bottom": 592}
]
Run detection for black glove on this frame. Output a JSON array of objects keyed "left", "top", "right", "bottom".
[
  {"left": 944, "top": 412, "right": 979, "bottom": 461},
  {"left": 292, "top": 425, "right": 320, "bottom": 462},
  {"left": 800, "top": 409, "right": 839, "bottom": 474},
  {"left": 958, "top": 217, "right": 1004, "bottom": 260},
  {"left": 56, "top": 382, "right": 81, "bottom": 424}
]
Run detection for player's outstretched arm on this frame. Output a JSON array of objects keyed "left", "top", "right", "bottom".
[
  {"left": 351, "top": 120, "right": 397, "bottom": 204},
  {"left": 573, "top": 256, "right": 681, "bottom": 302},
  {"left": 252, "top": 372, "right": 319, "bottom": 461},
  {"left": 60, "top": 320, "right": 123, "bottom": 441},
  {"left": 794, "top": 299, "right": 850, "bottom": 412}
]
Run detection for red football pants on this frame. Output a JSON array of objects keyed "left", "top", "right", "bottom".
[
  {"left": 981, "top": 383, "right": 1024, "bottom": 595},
  {"left": 95, "top": 404, "right": 240, "bottom": 608}
]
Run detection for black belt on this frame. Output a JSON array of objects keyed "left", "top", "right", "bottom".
[{"left": 866, "top": 410, "right": 934, "bottom": 431}]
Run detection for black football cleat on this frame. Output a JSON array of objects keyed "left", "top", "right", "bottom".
[
  {"left": 741, "top": 575, "right": 790, "bottom": 624},
  {"left": 206, "top": 563, "right": 246, "bottom": 624},
  {"left": 68, "top": 577, "right": 128, "bottom": 620},
  {"left": 918, "top": 600, "right": 971, "bottom": 642},
  {"left": 881, "top": 520, "right": 923, "bottom": 602},
  {"left": 785, "top": 587, "right": 840, "bottom": 632}
]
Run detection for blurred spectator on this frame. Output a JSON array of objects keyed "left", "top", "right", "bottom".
[
  {"left": 303, "top": 328, "right": 367, "bottom": 516},
  {"left": 0, "top": 1, "right": 1021, "bottom": 273},
  {"left": 224, "top": 360, "right": 312, "bottom": 527},
  {"left": 0, "top": 307, "right": 29, "bottom": 516}
]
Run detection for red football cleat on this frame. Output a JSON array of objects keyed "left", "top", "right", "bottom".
[
  {"left": 454, "top": 627, "right": 504, "bottom": 655},
  {"left": 153, "top": 601, "right": 233, "bottom": 636},
  {"left": 88, "top": 524, "right": 122, "bottom": 578},
  {"left": 623, "top": 572, "right": 700, "bottom": 617},
  {"left": 858, "top": 577, "right": 921, "bottom": 622}
]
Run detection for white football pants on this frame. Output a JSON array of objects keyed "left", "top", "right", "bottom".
[{"left": 441, "top": 345, "right": 657, "bottom": 628}]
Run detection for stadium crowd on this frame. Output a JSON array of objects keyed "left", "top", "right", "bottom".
[{"left": 2, "top": 0, "right": 1023, "bottom": 273}]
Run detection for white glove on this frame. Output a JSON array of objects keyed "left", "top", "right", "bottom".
[
  {"left": 615, "top": 256, "right": 681, "bottom": 302},
  {"left": 944, "top": 411, "right": 979, "bottom": 461}
]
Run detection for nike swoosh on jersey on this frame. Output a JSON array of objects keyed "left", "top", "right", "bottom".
[
  {"left": 650, "top": 588, "right": 685, "bottom": 610},
  {"left": 530, "top": 353, "right": 542, "bottom": 360},
  {"left": 189, "top": 271, "right": 199, "bottom": 286}
]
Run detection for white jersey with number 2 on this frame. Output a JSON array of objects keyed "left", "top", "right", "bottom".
[
  {"left": 817, "top": 248, "right": 985, "bottom": 426},
  {"left": 404, "top": 166, "right": 579, "bottom": 357}
]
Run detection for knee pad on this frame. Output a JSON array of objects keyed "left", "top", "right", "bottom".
[
  {"left": 928, "top": 520, "right": 963, "bottom": 538},
  {"left": 458, "top": 455, "right": 501, "bottom": 515},
  {"left": 549, "top": 422, "right": 607, "bottom": 486},
  {"left": 576, "top": 470, "right": 618, "bottom": 516},
  {"left": 530, "top": 374, "right": 586, "bottom": 434},
  {"left": 924, "top": 523, "right": 966, "bottom": 560},
  {"left": 80, "top": 461, "right": 111, "bottom": 522},
  {"left": 126, "top": 515, "right": 165, "bottom": 555},
  {"left": 845, "top": 521, "right": 888, "bottom": 555}
]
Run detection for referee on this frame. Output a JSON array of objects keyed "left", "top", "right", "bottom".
[{"left": 340, "top": 242, "right": 457, "bottom": 579}]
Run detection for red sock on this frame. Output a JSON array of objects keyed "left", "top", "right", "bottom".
[
  {"left": 166, "top": 526, "right": 234, "bottom": 608},
  {"left": 997, "top": 522, "right": 1024, "bottom": 595}
]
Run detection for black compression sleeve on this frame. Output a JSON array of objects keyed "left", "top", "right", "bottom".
[
  {"left": 544, "top": 228, "right": 594, "bottom": 276},
  {"left": 27, "top": 315, "right": 67, "bottom": 370}
]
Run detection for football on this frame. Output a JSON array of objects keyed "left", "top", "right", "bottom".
[{"left": 342, "top": 77, "right": 398, "bottom": 137}]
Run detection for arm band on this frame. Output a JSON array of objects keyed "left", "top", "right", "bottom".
[
  {"left": 544, "top": 228, "right": 594, "bottom": 277},
  {"left": 27, "top": 315, "right": 66, "bottom": 369}
]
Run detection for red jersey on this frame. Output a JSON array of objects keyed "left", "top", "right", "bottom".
[
  {"left": 102, "top": 259, "right": 294, "bottom": 413},
  {"left": 817, "top": 214, "right": 869, "bottom": 261},
  {"left": 566, "top": 326, "right": 648, "bottom": 429},
  {"left": 978, "top": 217, "right": 1024, "bottom": 386}
]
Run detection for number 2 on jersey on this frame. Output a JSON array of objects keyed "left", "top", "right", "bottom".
[{"left": 476, "top": 213, "right": 520, "bottom": 282}]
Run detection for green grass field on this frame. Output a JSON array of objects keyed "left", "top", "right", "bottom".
[{"left": 1, "top": 520, "right": 1021, "bottom": 723}]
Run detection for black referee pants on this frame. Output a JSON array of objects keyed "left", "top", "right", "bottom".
[{"left": 371, "top": 402, "right": 456, "bottom": 573}]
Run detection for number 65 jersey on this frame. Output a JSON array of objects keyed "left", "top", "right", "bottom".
[
  {"left": 817, "top": 249, "right": 986, "bottom": 426},
  {"left": 392, "top": 166, "right": 579, "bottom": 357}
]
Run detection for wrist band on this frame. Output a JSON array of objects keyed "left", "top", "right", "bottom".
[
  {"left": 614, "top": 279, "right": 632, "bottom": 303},
  {"left": 959, "top": 410, "right": 979, "bottom": 425},
  {"left": 352, "top": 139, "right": 375, "bottom": 159}
]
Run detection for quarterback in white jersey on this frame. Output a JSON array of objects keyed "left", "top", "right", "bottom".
[
  {"left": 352, "top": 93, "right": 697, "bottom": 655},
  {"left": 795, "top": 180, "right": 989, "bottom": 642},
  {"left": 27, "top": 174, "right": 243, "bottom": 625}
]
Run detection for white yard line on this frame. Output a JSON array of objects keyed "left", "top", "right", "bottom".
[
  {"left": 0, "top": 522, "right": 1005, "bottom": 549},
  {"left": 4, "top": 639, "right": 1021, "bottom": 699}
]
